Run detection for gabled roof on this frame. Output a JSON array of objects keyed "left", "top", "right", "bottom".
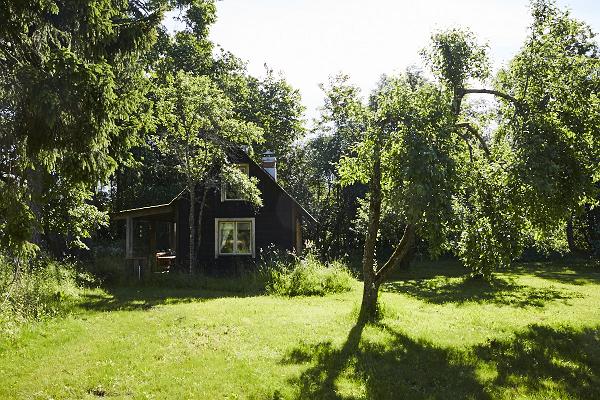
[
  {"left": 238, "top": 150, "right": 317, "bottom": 225},
  {"left": 112, "top": 149, "right": 317, "bottom": 225}
]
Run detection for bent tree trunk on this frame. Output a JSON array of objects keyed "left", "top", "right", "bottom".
[
  {"left": 358, "top": 137, "right": 417, "bottom": 322},
  {"left": 359, "top": 223, "right": 416, "bottom": 322},
  {"left": 359, "top": 270, "right": 381, "bottom": 322},
  {"left": 359, "top": 138, "right": 383, "bottom": 322}
]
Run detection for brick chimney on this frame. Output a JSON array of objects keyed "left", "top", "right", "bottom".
[{"left": 261, "top": 151, "right": 277, "bottom": 181}]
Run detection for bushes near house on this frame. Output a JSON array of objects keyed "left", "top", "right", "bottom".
[
  {"left": 263, "top": 254, "right": 356, "bottom": 297},
  {"left": 103, "top": 253, "right": 356, "bottom": 297},
  {"left": 83, "top": 241, "right": 356, "bottom": 297}
]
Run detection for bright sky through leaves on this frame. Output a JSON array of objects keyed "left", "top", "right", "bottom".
[{"left": 166, "top": 0, "right": 600, "bottom": 122}]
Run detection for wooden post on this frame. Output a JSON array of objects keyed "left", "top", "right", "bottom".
[
  {"left": 169, "top": 222, "right": 176, "bottom": 251},
  {"left": 126, "top": 217, "right": 133, "bottom": 259},
  {"left": 149, "top": 221, "right": 156, "bottom": 272}
]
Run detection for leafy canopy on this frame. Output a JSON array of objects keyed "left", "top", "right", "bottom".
[
  {"left": 0, "top": 0, "right": 164, "bottom": 254},
  {"left": 155, "top": 70, "right": 264, "bottom": 206}
]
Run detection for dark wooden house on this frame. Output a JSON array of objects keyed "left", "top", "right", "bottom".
[{"left": 113, "top": 150, "right": 316, "bottom": 274}]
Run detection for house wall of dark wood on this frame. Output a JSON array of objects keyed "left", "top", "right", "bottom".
[{"left": 175, "top": 157, "right": 298, "bottom": 274}]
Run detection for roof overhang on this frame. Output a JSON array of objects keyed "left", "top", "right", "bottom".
[{"left": 111, "top": 203, "right": 175, "bottom": 220}]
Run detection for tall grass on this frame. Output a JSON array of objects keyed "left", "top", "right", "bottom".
[
  {"left": 101, "top": 253, "right": 356, "bottom": 297},
  {"left": 0, "top": 255, "right": 93, "bottom": 337},
  {"left": 260, "top": 249, "right": 356, "bottom": 297},
  {"left": 86, "top": 242, "right": 357, "bottom": 297}
]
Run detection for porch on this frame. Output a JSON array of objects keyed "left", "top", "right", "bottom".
[{"left": 112, "top": 203, "right": 178, "bottom": 275}]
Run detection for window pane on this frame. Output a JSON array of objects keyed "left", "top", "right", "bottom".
[
  {"left": 225, "top": 184, "right": 239, "bottom": 200},
  {"left": 219, "top": 222, "right": 235, "bottom": 254},
  {"left": 236, "top": 222, "right": 252, "bottom": 254}
]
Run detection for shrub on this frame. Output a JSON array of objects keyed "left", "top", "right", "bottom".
[{"left": 263, "top": 253, "right": 356, "bottom": 297}]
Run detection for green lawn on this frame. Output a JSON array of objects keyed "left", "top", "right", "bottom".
[{"left": 1, "top": 260, "right": 599, "bottom": 399}]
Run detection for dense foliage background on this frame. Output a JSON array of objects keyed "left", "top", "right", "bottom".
[{"left": 0, "top": 0, "right": 598, "bottom": 323}]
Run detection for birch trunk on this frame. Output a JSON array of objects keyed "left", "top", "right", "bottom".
[
  {"left": 195, "top": 186, "right": 208, "bottom": 275},
  {"left": 188, "top": 181, "right": 196, "bottom": 275}
]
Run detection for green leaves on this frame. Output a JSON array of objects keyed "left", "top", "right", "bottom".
[
  {"left": 220, "top": 164, "right": 262, "bottom": 208},
  {"left": 496, "top": 0, "right": 600, "bottom": 236},
  {"left": 0, "top": 0, "right": 164, "bottom": 253},
  {"left": 339, "top": 1, "right": 598, "bottom": 277},
  {"left": 422, "top": 28, "right": 490, "bottom": 91},
  {"left": 155, "top": 70, "right": 264, "bottom": 205}
]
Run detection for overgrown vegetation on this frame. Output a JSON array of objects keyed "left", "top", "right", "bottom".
[
  {"left": 91, "top": 248, "right": 356, "bottom": 298},
  {"left": 0, "top": 255, "right": 93, "bottom": 337},
  {"left": 0, "top": 252, "right": 355, "bottom": 339},
  {"left": 264, "top": 254, "right": 356, "bottom": 297}
]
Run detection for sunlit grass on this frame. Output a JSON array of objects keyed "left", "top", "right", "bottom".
[{"left": 0, "top": 260, "right": 599, "bottom": 399}]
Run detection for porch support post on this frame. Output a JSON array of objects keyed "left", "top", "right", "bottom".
[
  {"left": 126, "top": 216, "right": 133, "bottom": 259},
  {"left": 149, "top": 220, "right": 156, "bottom": 272},
  {"left": 169, "top": 222, "right": 176, "bottom": 251}
]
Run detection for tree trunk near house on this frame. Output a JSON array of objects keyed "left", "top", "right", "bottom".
[
  {"left": 195, "top": 186, "right": 208, "bottom": 274},
  {"left": 188, "top": 181, "right": 196, "bottom": 275},
  {"left": 359, "top": 270, "right": 381, "bottom": 322},
  {"left": 26, "top": 167, "right": 44, "bottom": 249},
  {"left": 359, "top": 223, "right": 416, "bottom": 323},
  {"left": 357, "top": 136, "right": 418, "bottom": 322}
]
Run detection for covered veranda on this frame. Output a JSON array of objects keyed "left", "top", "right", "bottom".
[{"left": 112, "top": 203, "right": 178, "bottom": 275}]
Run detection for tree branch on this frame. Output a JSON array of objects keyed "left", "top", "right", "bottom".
[
  {"left": 374, "top": 224, "right": 415, "bottom": 284},
  {"left": 455, "top": 122, "right": 491, "bottom": 158},
  {"left": 458, "top": 88, "right": 522, "bottom": 109},
  {"left": 457, "top": 131, "right": 474, "bottom": 162}
]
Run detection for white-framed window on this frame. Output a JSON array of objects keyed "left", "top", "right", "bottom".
[
  {"left": 214, "top": 218, "right": 255, "bottom": 258},
  {"left": 221, "top": 163, "right": 249, "bottom": 201}
]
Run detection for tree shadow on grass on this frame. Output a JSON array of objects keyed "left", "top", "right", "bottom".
[
  {"left": 512, "top": 260, "right": 600, "bottom": 286},
  {"left": 280, "top": 322, "right": 600, "bottom": 400},
  {"left": 78, "top": 286, "right": 258, "bottom": 312},
  {"left": 475, "top": 324, "right": 600, "bottom": 399},
  {"left": 381, "top": 276, "right": 576, "bottom": 307},
  {"left": 280, "top": 322, "right": 490, "bottom": 400}
]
